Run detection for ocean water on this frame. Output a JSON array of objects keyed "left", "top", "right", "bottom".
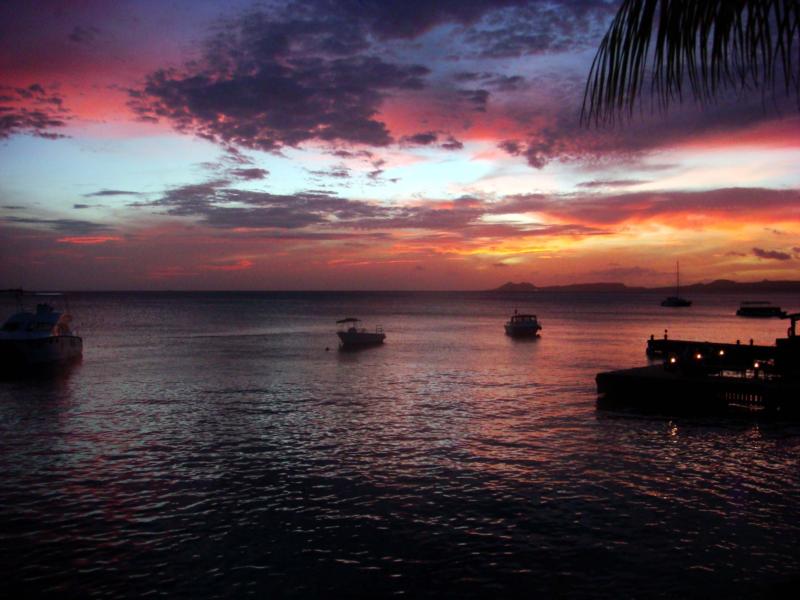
[{"left": 1, "top": 291, "right": 799, "bottom": 598}]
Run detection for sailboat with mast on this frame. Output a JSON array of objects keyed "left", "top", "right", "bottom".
[{"left": 660, "top": 261, "right": 692, "bottom": 307}]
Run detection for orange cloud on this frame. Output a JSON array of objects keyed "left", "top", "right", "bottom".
[
  {"left": 202, "top": 258, "right": 254, "bottom": 271},
  {"left": 57, "top": 236, "right": 122, "bottom": 245}
]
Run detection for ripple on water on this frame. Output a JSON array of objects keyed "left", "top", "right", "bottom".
[{"left": 2, "top": 292, "right": 800, "bottom": 597}]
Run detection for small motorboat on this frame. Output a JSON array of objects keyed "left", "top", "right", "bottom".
[
  {"left": 736, "top": 301, "right": 787, "bottom": 318},
  {"left": 0, "top": 290, "right": 83, "bottom": 373},
  {"left": 504, "top": 311, "right": 542, "bottom": 337},
  {"left": 336, "top": 318, "right": 385, "bottom": 349}
]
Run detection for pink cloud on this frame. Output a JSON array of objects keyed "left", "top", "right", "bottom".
[{"left": 56, "top": 235, "right": 122, "bottom": 245}]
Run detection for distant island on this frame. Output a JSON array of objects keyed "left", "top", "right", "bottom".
[
  {"left": 489, "top": 279, "right": 800, "bottom": 294},
  {"left": 491, "top": 282, "right": 538, "bottom": 293}
]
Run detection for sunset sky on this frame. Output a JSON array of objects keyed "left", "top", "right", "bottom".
[{"left": 2, "top": 0, "right": 799, "bottom": 290}]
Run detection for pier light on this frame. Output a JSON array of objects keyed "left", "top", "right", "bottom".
[
  {"left": 695, "top": 353, "right": 703, "bottom": 360},
  {"left": 754, "top": 361, "right": 760, "bottom": 369},
  {"left": 718, "top": 349, "right": 725, "bottom": 356},
  {"left": 669, "top": 357, "right": 677, "bottom": 364}
]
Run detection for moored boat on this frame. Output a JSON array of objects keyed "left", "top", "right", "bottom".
[
  {"left": 661, "top": 261, "right": 691, "bottom": 307},
  {"left": 0, "top": 290, "right": 83, "bottom": 373},
  {"left": 736, "top": 301, "right": 787, "bottom": 318},
  {"left": 504, "top": 311, "right": 542, "bottom": 337},
  {"left": 336, "top": 318, "right": 385, "bottom": 349}
]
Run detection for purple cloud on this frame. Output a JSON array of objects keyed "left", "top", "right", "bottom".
[
  {"left": 402, "top": 131, "right": 439, "bottom": 145},
  {"left": 230, "top": 168, "right": 269, "bottom": 181},
  {"left": 130, "top": 10, "right": 431, "bottom": 151},
  {"left": 753, "top": 247, "right": 792, "bottom": 261},
  {"left": 0, "top": 84, "right": 70, "bottom": 140},
  {"left": 84, "top": 189, "right": 140, "bottom": 197}
]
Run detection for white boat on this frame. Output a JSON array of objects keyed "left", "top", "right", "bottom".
[
  {"left": 336, "top": 318, "right": 385, "bottom": 349},
  {"left": 661, "top": 261, "right": 691, "bottom": 307},
  {"left": 0, "top": 290, "right": 83, "bottom": 372},
  {"left": 504, "top": 311, "right": 542, "bottom": 337}
]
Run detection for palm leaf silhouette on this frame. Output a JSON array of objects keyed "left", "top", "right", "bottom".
[{"left": 582, "top": 0, "right": 800, "bottom": 125}]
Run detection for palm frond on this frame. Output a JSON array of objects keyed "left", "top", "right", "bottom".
[{"left": 582, "top": 0, "right": 800, "bottom": 125}]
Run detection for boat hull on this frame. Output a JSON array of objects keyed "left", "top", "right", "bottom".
[
  {"left": 0, "top": 336, "right": 82, "bottom": 371},
  {"left": 337, "top": 331, "right": 385, "bottom": 349},
  {"left": 736, "top": 308, "right": 786, "bottom": 318},
  {"left": 661, "top": 297, "right": 692, "bottom": 307},
  {"left": 504, "top": 324, "right": 541, "bottom": 337}
]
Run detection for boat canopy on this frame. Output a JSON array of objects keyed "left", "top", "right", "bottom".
[
  {"left": 1, "top": 304, "right": 70, "bottom": 334},
  {"left": 336, "top": 318, "right": 361, "bottom": 324}
]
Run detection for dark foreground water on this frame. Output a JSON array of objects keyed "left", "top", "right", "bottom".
[{"left": 1, "top": 291, "right": 799, "bottom": 598}]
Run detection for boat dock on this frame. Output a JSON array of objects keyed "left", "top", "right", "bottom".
[
  {"left": 598, "top": 314, "right": 800, "bottom": 415},
  {"left": 646, "top": 335, "right": 776, "bottom": 369}
]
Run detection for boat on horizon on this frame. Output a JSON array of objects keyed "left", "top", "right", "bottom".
[
  {"left": 336, "top": 318, "right": 385, "bottom": 349},
  {"left": 504, "top": 310, "right": 542, "bottom": 337},
  {"left": 0, "top": 289, "right": 83, "bottom": 374},
  {"left": 736, "top": 301, "right": 787, "bottom": 318},
  {"left": 661, "top": 262, "right": 692, "bottom": 307}
]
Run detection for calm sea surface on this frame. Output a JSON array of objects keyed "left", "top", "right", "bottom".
[{"left": 1, "top": 291, "right": 799, "bottom": 598}]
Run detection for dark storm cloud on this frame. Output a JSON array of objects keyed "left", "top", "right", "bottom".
[
  {"left": 752, "top": 247, "right": 792, "bottom": 261},
  {"left": 2, "top": 216, "right": 110, "bottom": 235},
  {"left": 0, "top": 84, "right": 70, "bottom": 140}
]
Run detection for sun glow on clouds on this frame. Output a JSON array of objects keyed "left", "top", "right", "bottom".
[{"left": 2, "top": 0, "right": 800, "bottom": 289}]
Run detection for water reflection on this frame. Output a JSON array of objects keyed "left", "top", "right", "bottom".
[{"left": 1, "top": 292, "right": 799, "bottom": 597}]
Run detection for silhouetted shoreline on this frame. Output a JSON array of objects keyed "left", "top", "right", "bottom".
[{"left": 490, "top": 279, "right": 800, "bottom": 294}]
